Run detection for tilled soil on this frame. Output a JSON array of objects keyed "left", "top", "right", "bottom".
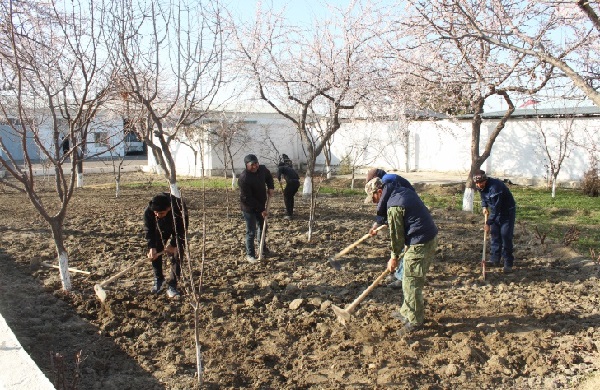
[{"left": 0, "top": 172, "right": 599, "bottom": 389}]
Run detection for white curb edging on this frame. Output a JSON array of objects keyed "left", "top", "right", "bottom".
[{"left": 0, "top": 313, "right": 54, "bottom": 390}]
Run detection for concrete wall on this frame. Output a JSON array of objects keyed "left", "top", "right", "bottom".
[
  {"left": 146, "top": 109, "right": 600, "bottom": 186},
  {"left": 326, "top": 115, "right": 599, "bottom": 186}
]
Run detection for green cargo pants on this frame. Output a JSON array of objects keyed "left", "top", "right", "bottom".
[
  {"left": 388, "top": 207, "right": 437, "bottom": 325},
  {"left": 399, "top": 237, "right": 436, "bottom": 325}
]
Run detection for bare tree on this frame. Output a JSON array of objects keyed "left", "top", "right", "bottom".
[
  {"left": 112, "top": 0, "right": 225, "bottom": 197},
  {"left": 208, "top": 111, "right": 251, "bottom": 186},
  {"left": 232, "top": 1, "right": 391, "bottom": 238},
  {"left": 444, "top": 1, "right": 600, "bottom": 107},
  {"left": 396, "top": 1, "right": 554, "bottom": 211},
  {"left": 0, "top": 0, "right": 113, "bottom": 291},
  {"left": 534, "top": 112, "right": 577, "bottom": 197}
]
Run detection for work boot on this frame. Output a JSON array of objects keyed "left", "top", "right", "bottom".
[
  {"left": 486, "top": 260, "right": 501, "bottom": 268},
  {"left": 390, "top": 311, "right": 410, "bottom": 326},
  {"left": 387, "top": 279, "right": 403, "bottom": 289},
  {"left": 283, "top": 215, "right": 292, "bottom": 221},
  {"left": 246, "top": 255, "right": 258, "bottom": 264},
  {"left": 503, "top": 266, "right": 513, "bottom": 274},
  {"left": 151, "top": 277, "right": 164, "bottom": 294},
  {"left": 396, "top": 322, "right": 423, "bottom": 337},
  {"left": 166, "top": 285, "right": 180, "bottom": 298}
]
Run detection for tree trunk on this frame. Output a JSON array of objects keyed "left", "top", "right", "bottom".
[
  {"left": 49, "top": 219, "right": 72, "bottom": 291},
  {"left": 194, "top": 309, "right": 204, "bottom": 385},
  {"left": 302, "top": 158, "right": 316, "bottom": 197},
  {"left": 170, "top": 182, "right": 181, "bottom": 198},
  {"left": 462, "top": 188, "right": 476, "bottom": 213}
]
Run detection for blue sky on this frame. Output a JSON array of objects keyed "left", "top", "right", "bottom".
[{"left": 228, "top": 0, "right": 363, "bottom": 25}]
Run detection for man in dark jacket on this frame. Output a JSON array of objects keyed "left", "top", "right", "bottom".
[
  {"left": 277, "top": 158, "right": 300, "bottom": 220},
  {"left": 474, "top": 169, "right": 516, "bottom": 273},
  {"left": 143, "top": 192, "right": 188, "bottom": 298},
  {"left": 366, "top": 169, "right": 415, "bottom": 288},
  {"left": 239, "top": 154, "right": 274, "bottom": 263},
  {"left": 365, "top": 177, "right": 438, "bottom": 336}
]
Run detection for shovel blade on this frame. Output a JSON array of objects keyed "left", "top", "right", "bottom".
[
  {"left": 332, "top": 304, "right": 350, "bottom": 325},
  {"left": 94, "top": 284, "right": 107, "bottom": 302},
  {"left": 328, "top": 257, "right": 341, "bottom": 271}
]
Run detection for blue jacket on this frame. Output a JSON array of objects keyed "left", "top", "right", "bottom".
[
  {"left": 381, "top": 173, "right": 415, "bottom": 192},
  {"left": 375, "top": 183, "right": 438, "bottom": 245},
  {"left": 478, "top": 177, "right": 516, "bottom": 225}
]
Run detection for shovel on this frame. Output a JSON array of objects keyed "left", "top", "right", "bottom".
[
  {"left": 332, "top": 269, "right": 390, "bottom": 325},
  {"left": 258, "top": 197, "right": 271, "bottom": 260},
  {"left": 481, "top": 215, "right": 487, "bottom": 280},
  {"left": 331, "top": 246, "right": 408, "bottom": 324},
  {"left": 328, "top": 225, "right": 387, "bottom": 270},
  {"left": 94, "top": 251, "right": 163, "bottom": 302}
]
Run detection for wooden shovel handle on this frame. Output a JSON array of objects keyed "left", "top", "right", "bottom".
[
  {"left": 258, "top": 197, "right": 271, "bottom": 260},
  {"left": 98, "top": 251, "right": 164, "bottom": 289},
  {"left": 345, "top": 269, "right": 390, "bottom": 314},
  {"left": 333, "top": 224, "right": 387, "bottom": 260}
]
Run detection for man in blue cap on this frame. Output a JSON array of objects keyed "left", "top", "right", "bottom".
[{"left": 365, "top": 177, "right": 438, "bottom": 336}]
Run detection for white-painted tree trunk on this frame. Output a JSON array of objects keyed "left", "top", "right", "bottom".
[
  {"left": 462, "top": 187, "right": 475, "bottom": 212},
  {"left": 302, "top": 176, "right": 312, "bottom": 197},
  {"left": 77, "top": 173, "right": 84, "bottom": 188},
  {"left": 57, "top": 251, "right": 72, "bottom": 291},
  {"left": 170, "top": 182, "right": 181, "bottom": 198},
  {"left": 552, "top": 177, "right": 557, "bottom": 198},
  {"left": 115, "top": 180, "right": 121, "bottom": 198}
]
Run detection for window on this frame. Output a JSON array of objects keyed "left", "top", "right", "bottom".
[{"left": 94, "top": 132, "right": 110, "bottom": 147}]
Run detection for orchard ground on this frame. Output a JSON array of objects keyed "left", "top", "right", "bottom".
[{"left": 0, "top": 171, "right": 599, "bottom": 389}]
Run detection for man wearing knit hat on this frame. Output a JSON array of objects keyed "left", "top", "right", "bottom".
[
  {"left": 364, "top": 177, "right": 438, "bottom": 336},
  {"left": 143, "top": 192, "right": 188, "bottom": 298},
  {"left": 239, "top": 154, "right": 275, "bottom": 263}
]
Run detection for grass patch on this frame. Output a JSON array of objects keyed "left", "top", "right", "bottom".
[
  {"left": 420, "top": 185, "right": 600, "bottom": 254},
  {"left": 124, "top": 177, "right": 234, "bottom": 189}
]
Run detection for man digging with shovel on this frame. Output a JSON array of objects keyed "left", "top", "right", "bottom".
[
  {"left": 365, "top": 177, "right": 438, "bottom": 336},
  {"left": 143, "top": 192, "right": 188, "bottom": 298}
]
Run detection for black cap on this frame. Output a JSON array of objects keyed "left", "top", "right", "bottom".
[
  {"left": 244, "top": 154, "right": 258, "bottom": 165},
  {"left": 150, "top": 193, "right": 171, "bottom": 211}
]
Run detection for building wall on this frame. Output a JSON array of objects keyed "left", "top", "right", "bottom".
[
  {"left": 149, "top": 112, "right": 301, "bottom": 177},
  {"left": 326, "top": 115, "right": 599, "bottom": 186},
  {"left": 148, "top": 110, "right": 599, "bottom": 186}
]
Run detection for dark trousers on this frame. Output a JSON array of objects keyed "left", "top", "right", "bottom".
[
  {"left": 151, "top": 242, "right": 181, "bottom": 287},
  {"left": 283, "top": 180, "right": 300, "bottom": 216},
  {"left": 152, "top": 240, "right": 180, "bottom": 287},
  {"left": 242, "top": 210, "right": 266, "bottom": 258},
  {"left": 489, "top": 208, "right": 516, "bottom": 267}
]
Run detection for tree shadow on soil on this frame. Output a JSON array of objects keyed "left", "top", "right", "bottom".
[{"left": 0, "top": 251, "right": 165, "bottom": 390}]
